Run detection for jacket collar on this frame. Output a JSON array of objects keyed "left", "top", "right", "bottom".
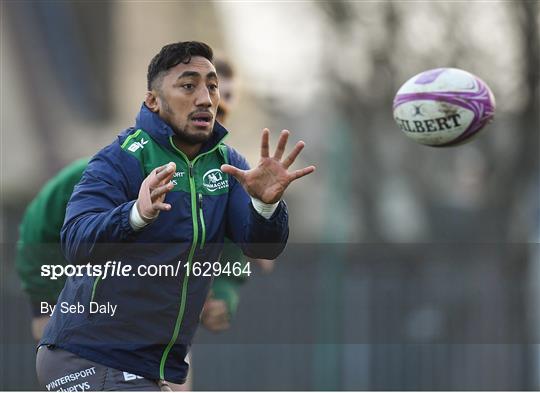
[{"left": 135, "top": 103, "right": 228, "bottom": 156}]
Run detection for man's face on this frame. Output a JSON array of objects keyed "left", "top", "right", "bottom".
[{"left": 153, "top": 56, "right": 220, "bottom": 145}]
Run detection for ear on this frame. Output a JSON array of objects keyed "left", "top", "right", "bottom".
[{"left": 145, "top": 91, "right": 160, "bottom": 113}]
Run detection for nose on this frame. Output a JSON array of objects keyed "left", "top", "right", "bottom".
[{"left": 195, "top": 86, "right": 212, "bottom": 108}]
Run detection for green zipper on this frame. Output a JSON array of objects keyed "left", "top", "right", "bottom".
[
  {"left": 90, "top": 275, "right": 101, "bottom": 303},
  {"left": 198, "top": 193, "right": 206, "bottom": 250},
  {"left": 159, "top": 135, "right": 227, "bottom": 380}
]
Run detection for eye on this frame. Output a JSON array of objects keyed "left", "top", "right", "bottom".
[
  {"left": 182, "top": 83, "right": 194, "bottom": 90},
  {"left": 209, "top": 83, "right": 219, "bottom": 92}
]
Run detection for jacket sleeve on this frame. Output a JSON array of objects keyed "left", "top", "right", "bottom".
[
  {"left": 61, "top": 144, "right": 143, "bottom": 264},
  {"left": 225, "top": 147, "right": 289, "bottom": 259}
]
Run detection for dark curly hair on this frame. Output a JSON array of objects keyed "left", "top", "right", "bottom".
[{"left": 147, "top": 41, "right": 214, "bottom": 90}]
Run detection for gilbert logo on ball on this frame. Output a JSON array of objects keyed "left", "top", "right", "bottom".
[{"left": 393, "top": 68, "right": 496, "bottom": 147}]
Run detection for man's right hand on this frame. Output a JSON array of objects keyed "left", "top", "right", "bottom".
[{"left": 136, "top": 162, "right": 176, "bottom": 222}]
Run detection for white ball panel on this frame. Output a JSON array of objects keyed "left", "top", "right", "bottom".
[
  {"left": 397, "top": 68, "right": 480, "bottom": 95},
  {"left": 393, "top": 100, "right": 474, "bottom": 146}
]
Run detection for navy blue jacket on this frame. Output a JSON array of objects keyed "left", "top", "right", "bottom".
[{"left": 40, "top": 104, "right": 289, "bottom": 383}]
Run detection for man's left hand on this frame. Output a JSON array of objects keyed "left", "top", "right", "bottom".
[{"left": 221, "top": 129, "right": 315, "bottom": 204}]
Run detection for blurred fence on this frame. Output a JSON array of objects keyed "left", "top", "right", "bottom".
[
  {"left": 3, "top": 203, "right": 534, "bottom": 390},
  {"left": 192, "top": 243, "right": 533, "bottom": 390}
]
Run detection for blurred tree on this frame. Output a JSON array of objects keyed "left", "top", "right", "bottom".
[
  {"left": 505, "top": 0, "right": 539, "bottom": 239},
  {"left": 4, "top": 0, "right": 113, "bottom": 173},
  {"left": 313, "top": 0, "right": 539, "bottom": 389}
]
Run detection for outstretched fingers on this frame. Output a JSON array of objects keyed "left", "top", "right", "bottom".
[
  {"left": 282, "top": 141, "right": 305, "bottom": 169},
  {"left": 150, "top": 182, "right": 174, "bottom": 202},
  {"left": 273, "top": 130, "right": 290, "bottom": 160},
  {"left": 153, "top": 201, "right": 172, "bottom": 212},
  {"left": 221, "top": 164, "right": 247, "bottom": 184},
  {"left": 152, "top": 162, "right": 176, "bottom": 186},
  {"left": 260, "top": 128, "right": 270, "bottom": 158},
  {"left": 288, "top": 165, "right": 316, "bottom": 182}
]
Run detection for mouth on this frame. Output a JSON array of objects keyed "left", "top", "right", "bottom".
[{"left": 190, "top": 112, "right": 213, "bottom": 128}]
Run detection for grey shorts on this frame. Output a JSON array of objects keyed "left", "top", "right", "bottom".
[{"left": 36, "top": 345, "right": 165, "bottom": 391}]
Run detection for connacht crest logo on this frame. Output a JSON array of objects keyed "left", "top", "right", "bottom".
[{"left": 203, "top": 169, "right": 228, "bottom": 192}]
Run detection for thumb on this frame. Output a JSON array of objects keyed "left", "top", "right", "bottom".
[{"left": 221, "top": 164, "right": 246, "bottom": 183}]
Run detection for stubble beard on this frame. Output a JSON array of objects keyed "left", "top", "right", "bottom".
[{"left": 161, "top": 97, "right": 213, "bottom": 145}]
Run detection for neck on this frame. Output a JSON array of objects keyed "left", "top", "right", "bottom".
[{"left": 172, "top": 135, "right": 201, "bottom": 160}]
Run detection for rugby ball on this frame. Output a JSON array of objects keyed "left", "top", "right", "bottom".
[{"left": 393, "top": 68, "right": 496, "bottom": 146}]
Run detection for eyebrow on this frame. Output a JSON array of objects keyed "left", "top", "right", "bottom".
[{"left": 176, "top": 71, "right": 218, "bottom": 80}]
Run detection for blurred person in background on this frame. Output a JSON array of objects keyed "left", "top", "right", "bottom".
[
  {"left": 16, "top": 158, "right": 90, "bottom": 341},
  {"left": 16, "top": 54, "right": 256, "bottom": 390},
  {"left": 214, "top": 56, "right": 275, "bottom": 274},
  {"left": 33, "top": 41, "right": 314, "bottom": 390}
]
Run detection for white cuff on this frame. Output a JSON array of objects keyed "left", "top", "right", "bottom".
[
  {"left": 250, "top": 197, "right": 280, "bottom": 219},
  {"left": 129, "top": 202, "right": 150, "bottom": 231}
]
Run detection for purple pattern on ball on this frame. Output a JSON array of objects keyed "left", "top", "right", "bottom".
[
  {"left": 414, "top": 68, "right": 446, "bottom": 85},
  {"left": 393, "top": 77, "right": 495, "bottom": 146}
]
